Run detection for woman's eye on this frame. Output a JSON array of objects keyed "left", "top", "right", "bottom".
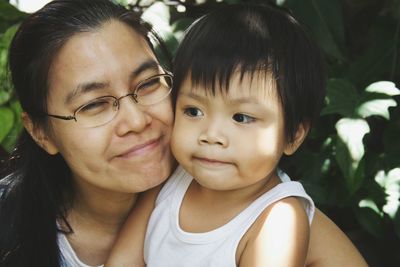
[
  {"left": 136, "top": 78, "right": 159, "bottom": 95},
  {"left": 232, "top": 113, "right": 256, "bottom": 123},
  {"left": 79, "top": 99, "right": 111, "bottom": 114},
  {"left": 183, "top": 107, "right": 203, "bottom": 117}
]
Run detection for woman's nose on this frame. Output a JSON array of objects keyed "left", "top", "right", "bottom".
[{"left": 114, "top": 97, "right": 152, "bottom": 136}]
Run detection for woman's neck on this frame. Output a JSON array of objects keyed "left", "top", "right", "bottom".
[
  {"left": 61, "top": 183, "right": 138, "bottom": 265},
  {"left": 70, "top": 184, "right": 137, "bottom": 232}
]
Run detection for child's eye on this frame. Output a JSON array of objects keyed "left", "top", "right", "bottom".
[
  {"left": 232, "top": 113, "right": 256, "bottom": 123},
  {"left": 183, "top": 107, "right": 204, "bottom": 117}
]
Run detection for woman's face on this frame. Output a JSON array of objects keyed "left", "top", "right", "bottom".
[{"left": 43, "top": 20, "right": 174, "bottom": 194}]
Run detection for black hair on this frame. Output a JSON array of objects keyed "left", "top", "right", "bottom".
[
  {"left": 0, "top": 0, "right": 170, "bottom": 266},
  {"left": 173, "top": 3, "right": 326, "bottom": 143}
]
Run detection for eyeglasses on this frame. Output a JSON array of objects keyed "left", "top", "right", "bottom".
[{"left": 46, "top": 73, "right": 173, "bottom": 128}]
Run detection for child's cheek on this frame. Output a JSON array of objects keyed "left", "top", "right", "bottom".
[
  {"left": 170, "top": 109, "right": 194, "bottom": 167},
  {"left": 170, "top": 114, "right": 183, "bottom": 161}
]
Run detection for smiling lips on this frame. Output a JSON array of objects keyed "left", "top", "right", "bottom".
[{"left": 117, "top": 137, "right": 161, "bottom": 159}]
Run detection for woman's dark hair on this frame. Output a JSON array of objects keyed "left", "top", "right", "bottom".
[
  {"left": 173, "top": 3, "right": 326, "bottom": 143},
  {"left": 0, "top": 0, "right": 170, "bottom": 266}
]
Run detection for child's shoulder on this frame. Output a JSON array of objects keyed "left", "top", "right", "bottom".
[
  {"left": 238, "top": 196, "right": 310, "bottom": 266},
  {"left": 257, "top": 196, "right": 310, "bottom": 227}
]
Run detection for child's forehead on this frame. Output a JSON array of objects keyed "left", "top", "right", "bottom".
[{"left": 181, "top": 70, "right": 278, "bottom": 99}]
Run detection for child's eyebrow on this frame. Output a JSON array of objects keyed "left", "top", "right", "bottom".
[
  {"left": 178, "top": 92, "right": 207, "bottom": 103},
  {"left": 179, "top": 91, "right": 263, "bottom": 105},
  {"left": 227, "top": 97, "right": 261, "bottom": 105}
]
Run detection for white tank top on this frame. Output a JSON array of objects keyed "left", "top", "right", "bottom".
[
  {"left": 144, "top": 166, "right": 314, "bottom": 267},
  {"left": 57, "top": 232, "right": 104, "bottom": 267}
]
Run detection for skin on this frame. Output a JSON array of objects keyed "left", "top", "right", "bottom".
[
  {"left": 172, "top": 72, "right": 305, "bottom": 193},
  {"left": 173, "top": 73, "right": 309, "bottom": 266},
  {"left": 23, "top": 17, "right": 368, "bottom": 267},
  {"left": 105, "top": 72, "right": 369, "bottom": 267},
  {"left": 107, "top": 72, "right": 311, "bottom": 267},
  {"left": 24, "top": 20, "right": 174, "bottom": 265}
]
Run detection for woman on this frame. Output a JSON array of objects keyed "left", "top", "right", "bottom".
[
  {"left": 0, "top": 0, "right": 367, "bottom": 266},
  {"left": 0, "top": 0, "right": 174, "bottom": 266}
]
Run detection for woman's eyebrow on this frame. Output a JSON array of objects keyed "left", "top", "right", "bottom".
[
  {"left": 65, "top": 59, "right": 160, "bottom": 104},
  {"left": 130, "top": 59, "right": 160, "bottom": 79},
  {"left": 65, "top": 81, "right": 110, "bottom": 104}
]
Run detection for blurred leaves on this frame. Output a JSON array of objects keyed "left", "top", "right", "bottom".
[
  {"left": 1, "top": 0, "right": 400, "bottom": 264},
  {"left": 0, "top": 5, "right": 23, "bottom": 154},
  {"left": 0, "top": 106, "right": 13, "bottom": 143},
  {"left": 285, "top": 0, "right": 346, "bottom": 61},
  {"left": 375, "top": 168, "right": 400, "bottom": 219},
  {"left": 322, "top": 79, "right": 359, "bottom": 117}
]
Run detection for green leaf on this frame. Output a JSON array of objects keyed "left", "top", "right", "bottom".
[
  {"left": 335, "top": 137, "right": 352, "bottom": 182},
  {"left": 1, "top": 100, "right": 22, "bottom": 152},
  {"left": 0, "top": 90, "right": 10, "bottom": 105},
  {"left": 1, "top": 122, "right": 21, "bottom": 152},
  {"left": 171, "top": 18, "right": 194, "bottom": 42},
  {"left": 357, "top": 99, "right": 397, "bottom": 119},
  {"left": 10, "top": 98, "right": 22, "bottom": 115},
  {"left": 0, "top": 1, "right": 27, "bottom": 23},
  {"left": 359, "top": 198, "right": 383, "bottom": 217},
  {"left": 285, "top": 0, "right": 345, "bottom": 61},
  {"left": 0, "top": 24, "right": 19, "bottom": 93},
  {"left": 0, "top": 24, "right": 19, "bottom": 49},
  {"left": 0, "top": 106, "right": 14, "bottom": 143},
  {"left": 365, "top": 81, "right": 400, "bottom": 96},
  {"left": 355, "top": 207, "right": 384, "bottom": 238},
  {"left": 335, "top": 118, "right": 369, "bottom": 182},
  {"left": 383, "top": 122, "right": 400, "bottom": 165},
  {"left": 374, "top": 168, "right": 400, "bottom": 219},
  {"left": 321, "top": 79, "right": 359, "bottom": 117},
  {"left": 356, "top": 81, "right": 399, "bottom": 119},
  {"left": 336, "top": 118, "right": 370, "bottom": 163},
  {"left": 352, "top": 157, "right": 366, "bottom": 193},
  {"left": 395, "top": 209, "right": 400, "bottom": 239},
  {"left": 344, "top": 18, "right": 396, "bottom": 85}
]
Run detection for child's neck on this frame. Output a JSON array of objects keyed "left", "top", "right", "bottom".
[{"left": 179, "top": 172, "right": 280, "bottom": 233}]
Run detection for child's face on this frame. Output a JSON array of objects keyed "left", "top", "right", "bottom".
[{"left": 171, "top": 72, "right": 298, "bottom": 191}]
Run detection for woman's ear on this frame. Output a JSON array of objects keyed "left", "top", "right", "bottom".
[
  {"left": 22, "top": 112, "right": 59, "bottom": 155},
  {"left": 283, "top": 122, "right": 309, "bottom": 156}
]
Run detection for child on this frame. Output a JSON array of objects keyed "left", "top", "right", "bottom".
[{"left": 106, "top": 3, "right": 356, "bottom": 267}]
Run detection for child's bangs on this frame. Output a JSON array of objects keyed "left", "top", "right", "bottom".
[
  {"left": 188, "top": 53, "right": 273, "bottom": 96},
  {"left": 172, "top": 6, "right": 277, "bottom": 98}
]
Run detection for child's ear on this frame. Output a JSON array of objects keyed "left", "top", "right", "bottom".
[
  {"left": 22, "top": 112, "right": 59, "bottom": 155},
  {"left": 283, "top": 122, "right": 309, "bottom": 156}
]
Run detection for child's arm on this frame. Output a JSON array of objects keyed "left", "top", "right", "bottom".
[
  {"left": 306, "top": 208, "right": 368, "bottom": 267},
  {"left": 238, "top": 197, "right": 310, "bottom": 267},
  {"left": 105, "top": 185, "right": 161, "bottom": 267}
]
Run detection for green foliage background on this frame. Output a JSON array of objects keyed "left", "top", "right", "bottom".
[{"left": 0, "top": 0, "right": 399, "bottom": 266}]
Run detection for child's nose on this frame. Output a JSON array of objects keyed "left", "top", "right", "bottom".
[{"left": 198, "top": 126, "right": 228, "bottom": 148}]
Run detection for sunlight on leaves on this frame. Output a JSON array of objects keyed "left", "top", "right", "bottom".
[
  {"left": 141, "top": 1, "right": 172, "bottom": 40},
  {"left": 365, "top": 81, "right": 400, "bottom": 96},
  {"left": 357, "top": 81, "right": 400, "bottom": 119},
  {"left": 375, "top": 168, "right": 400, "bottom": 219},
  {"left": 335, "top": 118, "right": 370, "bottom": 172},
  {"left": 357, "top": 99, "right": 397, "bottom": 120},
  {"left": 359, "top": 199, "right": 383, "bottom": 217}
]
